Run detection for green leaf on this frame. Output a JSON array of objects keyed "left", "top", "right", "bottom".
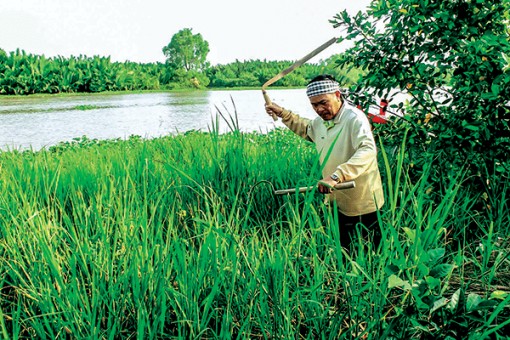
[
  {"left": 388, "top": 274, "right": 411, "bottom": 290},
  {"left": 477, "top": 300, "right": 499, "bottom": 309},
  {"left": 402, "top": 227, "right": 416, "bottom": 242},
  {"left": 448, "top": 289, "right": 462, "bottom": 312},
  {"left": 461, "top": 120, "right": 480, "bottom": 131},
  {"left": 491, "top": 83, "right": 500, "bottom": 95},
  {"left": 490, "top": 290, "right": 509, "bottom": 300},
  {"left": 427, "top": 248, "right": 445, "bottom": 263},
  {"left": 417, "top": 263, "right": 430, "bottom": 277},
  {"left": 466, "top": 293, "right": 483, "bottom": 312},
  {"left": 430, "top": 297, "right": 448, "bottom": 314},
  {"left": 425, "top": 276, "right": 441, "bottom": 290},
  {"left": 429, "top": 263, "right": 454, "bottom": 278},
  {"left": 385, "top": 264, "right": 400, "bottom": 275},
  {"left": 503, "top": 53, "right": 510, "bottom": 72}
]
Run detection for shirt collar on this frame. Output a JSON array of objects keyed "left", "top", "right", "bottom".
[
  {"left": 322, "top": 101, "right": 345, "bottom": 129},
  {"left": 333, "top": 101, "right": 346, "bottom": 123}
]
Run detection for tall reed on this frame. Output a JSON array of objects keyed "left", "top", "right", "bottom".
[{"left": 0, "top": 109, "right": 508, "bottom": 338}]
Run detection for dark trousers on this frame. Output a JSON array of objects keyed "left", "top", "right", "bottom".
[{"left": 338, "top": 211, "right": 381, "bottom": 250}]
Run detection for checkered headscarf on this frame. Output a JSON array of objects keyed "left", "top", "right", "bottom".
[{"left": 306, "top": 79, "right": 340, "bottom": 97}]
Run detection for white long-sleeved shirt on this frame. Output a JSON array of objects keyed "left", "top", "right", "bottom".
[{"left": 281, "top": 102, "right": 384, "bottom": 216}]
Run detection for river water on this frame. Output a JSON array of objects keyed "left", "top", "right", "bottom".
[{"left": 0, "top": 89, "right": 321, "bottom": 151}]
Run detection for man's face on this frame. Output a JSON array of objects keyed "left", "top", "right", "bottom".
[{"left": 308, "top": 91, "right": 342, "bottom": 121}]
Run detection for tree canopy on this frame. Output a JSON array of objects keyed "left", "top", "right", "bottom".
[
  {"left": 162, "top": 28, "right": 210, "bottom": 72},
  {"left": 161, "top": 28, "right": 211, "bottom": 88},
  {"left": 333, "top": 0, "right": 510, "bottom": 195}
]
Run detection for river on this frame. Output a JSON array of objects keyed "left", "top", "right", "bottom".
[{"left": 0, "top": 89, "right": 321, "bottom": 151}]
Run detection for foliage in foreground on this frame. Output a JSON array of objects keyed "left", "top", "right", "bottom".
[{"left": 0, "top": 127, "right": 508, "bottom": 339}]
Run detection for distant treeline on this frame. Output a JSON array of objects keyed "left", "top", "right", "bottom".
[{"left": 0, "top": 48, "right": 363, "bottom": 95}]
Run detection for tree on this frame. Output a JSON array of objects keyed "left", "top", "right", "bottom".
[
  {"left": 162, "top": 28, "right": 210, "bottom": 72},
  {"left": 332, "top": 0, "right": 510, "bottom": 196}
]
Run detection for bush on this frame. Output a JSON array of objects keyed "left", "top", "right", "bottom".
[{"left": 333, "top": 0, "right": 510, "bottom": 200}]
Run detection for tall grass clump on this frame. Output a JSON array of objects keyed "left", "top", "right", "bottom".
[{"left": 0, "top": 108, "right": 508, "bottom": 338}]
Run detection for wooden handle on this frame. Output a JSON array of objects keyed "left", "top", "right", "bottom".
[
  {"left": 333, "top": 181, "right": 356, "bottom": 190},
  {"left": 274, "top": 181, "right": 355, "bottom": 195},
  {"left": 261, "top": 37, "right": 338, "bottom": 124},
  {"left": 262, "top": 90, "right": 278, "bottom": 121}
]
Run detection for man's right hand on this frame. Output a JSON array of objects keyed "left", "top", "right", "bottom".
[{"left": 265, "top": 103, "right": 285, "bottom": 118}]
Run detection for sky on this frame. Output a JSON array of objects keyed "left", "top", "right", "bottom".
[{"left": 0, "top": 0, "right": 372, "bottom": 65}]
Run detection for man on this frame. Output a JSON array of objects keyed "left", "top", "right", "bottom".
[{"left": 265, "top": 75, "right": 384, "bottom": 248}]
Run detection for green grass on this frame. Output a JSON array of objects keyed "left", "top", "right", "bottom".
[
  {"left": 72, "top": 105, "right": 102, "bottom": 111},
  {"left": 0, "top": 115, "right": 508, "bottom": 338}
]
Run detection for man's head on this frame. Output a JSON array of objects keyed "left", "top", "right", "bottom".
[{"left": 306, "top": 75, "right": 343, "bottom": 121}]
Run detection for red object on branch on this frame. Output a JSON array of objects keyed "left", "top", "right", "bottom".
[{"left": 367, "top": 99, "right": 388, "bottom": 124}]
